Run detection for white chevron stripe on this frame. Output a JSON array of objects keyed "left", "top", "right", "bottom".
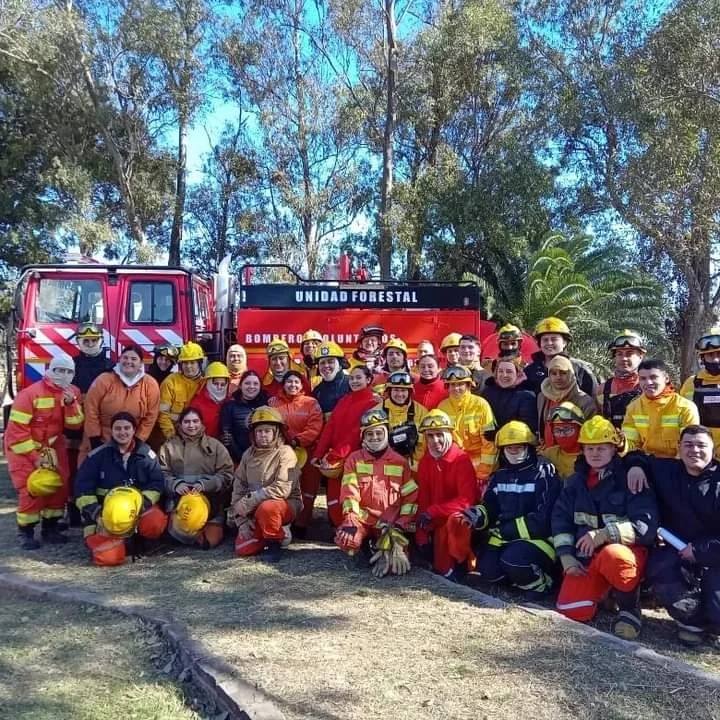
[{"left": 156, "top": 328, "right": 184, "bottom": 346}]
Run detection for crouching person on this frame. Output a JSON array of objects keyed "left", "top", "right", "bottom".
[
  {"left": 74, "top": 412, "right": 167, "bottom": 566},
  {"left": 627, "top": 425, "right": 720, "bottom": 647},
  {"left": 415, "top": 410, "right": 478, "bottom": 579},
  {"left": 552, "top": 416, "right": 658, "bottom": 639},
  {"left": 463, "top": 421, "right": 561, "bottom": 598},
  {"left": 231, "top": 406, "right": 301, "bottom": 563},
  {"left": 335, "top": 408, "right": 417, "bottom": 576},
  {"left": 158, "top": 408, "right": 234, "bottom": 549}
]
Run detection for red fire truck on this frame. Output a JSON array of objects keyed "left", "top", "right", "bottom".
[{"left": 6, "top": 259, "right": 536, "bottom": 401}]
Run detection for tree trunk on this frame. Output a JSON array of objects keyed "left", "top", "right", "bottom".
[
  {"left": 169, "top": 109, "right": 188, "bottom": 266},
  {"left": 378, "top": 0, "right": 397, "bottom": 279}
]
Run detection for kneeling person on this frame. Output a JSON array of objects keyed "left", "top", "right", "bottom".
[
  {"left": 335, "top": 408, "right": 417, "bottom": 576},
  {"left": 158, "top": 407, "right": 234, "bottom": 549},
  {"left": 74, "top": 412, "right": 167, "bottom": 566},
  {"left": 231, "top": 407, "right": 301, "bottom": 562},
  {"left": 463, "top": 421, "right": 561, "bottom": 597},
  {"left": 552, "top": 416, "right": 658, "bottom": 639}
]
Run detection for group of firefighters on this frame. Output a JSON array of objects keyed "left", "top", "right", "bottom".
[{"left": 4, "top": 317, "right": 720, "bottom": 648}]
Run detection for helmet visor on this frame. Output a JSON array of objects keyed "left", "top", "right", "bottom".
[
  {"left": 608, "top": 335, "right": 644, "bottom": 351},
  {"left": 696, "top": 335, "right": 720, "bottom": 353}
]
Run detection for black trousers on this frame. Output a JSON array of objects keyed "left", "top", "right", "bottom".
[
  {"left": 646, "top": 545, "right": 720, "bottom": 628},
  {"left": 475, "top": 539, "right": 556, "bottom": 593}
]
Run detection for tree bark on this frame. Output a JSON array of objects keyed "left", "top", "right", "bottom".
[
  {"left": 169, "top": 107, "right": 188, "bottom": 265},
  {"left": 378, "top": 0, "right": 397, "bottom": 279}
]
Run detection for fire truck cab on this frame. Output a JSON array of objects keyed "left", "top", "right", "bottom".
[{"left": 8, "top": 264, "right": 215, "bottom": 396}]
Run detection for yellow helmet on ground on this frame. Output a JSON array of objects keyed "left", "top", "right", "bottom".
[
  {"left": 384, "top": 338, "right": 408, "bottom": 355},
  {"left": 360, "top": 407, "right": 389, "bottom": 432},
  {"left": 314, "top": 341, "right": 345, "bottom": 360},
  {"left": 419, "top": 409, "right": 454, "bottom": 433},
  {"left": 294, "top": 446, "right": 308, "bottom": 469},
  {"left": 695, "top": 328, "right": 720, "bottom": 354},
  {"left": 174, "top": 493, "right": 210, "bottom": 535},
  {"left": 27, "top": 467, "right": 63, "bottom": 498},
  {"left": 101, "top": 486, "right": 143, "bottom": 536},
  {"left": 385, "top": 371, "right": 413, "bottom": 389},
  {"left": 204, "top": 361, "right": 230, "bottom": 379},
  {"left": 442, "top": 365, "right": 475, "bottom": 385},
  {"left": 534, "top": 317, "right": 571, "bottom": 339},
  {"left": 549, "top": 401, "right": 585, "bottom": 425},
  {"left": 302, "top": 329, "right": 323, "bottom": 344},
  {"left": 76, "top": 322, "right": 103, "bottom": 339},
  {"left": 440, "top": 333, "right": 463, "bottom": 352},
  {"left": 178, "top": 341, "right": 205, "bottom": 363},
  {"left": 496, "top": 421, "right": 537, "bottom": 447},
  {"left": 579, "top": 416, "right": 621, "bottom": 445},
  {"left": 608, "top": 330, "right": 646, "bottom": 353},
  {"left": 266, "top": 339, "right": 290, "bottom": 357},
  {"left": 249, "top": 406, "right": 285, "bottom": 428}
]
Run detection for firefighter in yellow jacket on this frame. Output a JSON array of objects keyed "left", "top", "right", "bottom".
[
  {"left": 437, "top": 365, "right": 497, "bottom": 496},
  {"left": 382, "top": 371, "right": 428, "bottom": 468},
  {"left": 158, "top": 341, "right": 205, "bottom": 439},
  {"left": 539, "top": 402, "right": 584, "bottom": 480},
  {"left": 680, "top": 328, "right": 720, "bottom": 456},
  {"left": 622, "top": 359, "right": 699, "bottom": 458}
]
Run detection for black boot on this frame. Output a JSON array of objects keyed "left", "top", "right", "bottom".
[
  {"left": 66, "top": 501, "right": 83, "bottom": 528},
  {"left": 17, "top": 524, "right": 41, "bottom": 550},
  {"left": 261, "top": 541, "right": 282, "bottom": 563},
  {"left": 41, "top": 517, "right": 68, "bottom": 545}
]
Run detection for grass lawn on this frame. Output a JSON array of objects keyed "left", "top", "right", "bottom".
[
  {"left": 0, "top": 588, "right": 202, "bottom": 720},
  {"left": 0, "top": 457, "right": 719, "bottom": 720}
]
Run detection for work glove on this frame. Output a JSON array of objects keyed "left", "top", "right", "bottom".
[
  {"left": 81, "top": 502, "right": 101, "bottom": 524},
  {"left": 370, "top": 548, "right": 391, "bottom": 578},
  {"left": 236, "top": 517, "right": 256, "bottom": 541},
  {"left": 234, "top": 493, "right": 256, "bottom": 518},
  {"left": 388, "top": 543, "right": 411, "bottom": 576},
  {"left": 462, "top": 505, "right": 486, "bottom": 530},
  {"left": 417, "top": 512, "right": 432, "bottom": 530}
]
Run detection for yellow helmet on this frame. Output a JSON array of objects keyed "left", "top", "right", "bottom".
[
  {"left": 442, "top": 365, "right": 475, "bottom": 385},
  {"left": 496, "top": 421, "right": 536, "bottom": 447},
  {"left": 498, "top": 324, "right": 522, "bottom": 341},
  {"left": 695, "top": 328, "right": 720, "bottom": 354},
  {"left": 205, "top": 361, "right": 230, "bottom": 379},
  {"left": 178, "top": 341, "right": 205, "bottom": 363},
  {"left": 101, "top": 486, "right": 143, "bottom": 536},
  {"left": 579, "top": 416, "right": 621, "bottom": 446},
  {"left": 534, "top": 317, "right": 571, "bottom": 339},
  {"left": 440, "top": 333, "right": 463, "bottom": 352},
  {"left": 26, "top": 467, "right": 63, "bottom": 498},
  {"left": 419, "top": 409, "right": 454, "bottom": 433},
  {"left": 174, "top": 493, "right": 210, "bottom": 535},
  {"left": 549, "top": 401, "right": 585, "bottom": 425},
  {"left": 301, "top": 329, "right": 323, "bottom": 344},
  {"left": 76, "top": 322, "right": 103, "bottom": 339},
  {"left": 384, "top": 337, "right": 408, "bottom": 355},
  {"left": 314, "top": 340, "right": 345, "bottom": 360},
  {"left": 294, "top": 446, "right": 308, "bottom": 469},
  {"left": 266, "top": 339, "right": 290, "bottom": 357},
  {"left": 360, "top": 407, "right": 389, "bottom": 432},
  {"left": 249, "top": 405, "right": 285, "bottom": 428}
]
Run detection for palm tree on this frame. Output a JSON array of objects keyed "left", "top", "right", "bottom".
[{"left": 466, "top": 231, "right": 672, "bottom": 374}]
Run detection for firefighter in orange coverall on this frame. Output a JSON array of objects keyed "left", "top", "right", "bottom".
[
  {"left": 4, "top": 356, "right": 84, "bottom": 549},
  {"left": 335, "top": 408, "right": 418, "bottom": 569},
  {"left": 415, "top": 409, "right": 479, "bottom": 577}
]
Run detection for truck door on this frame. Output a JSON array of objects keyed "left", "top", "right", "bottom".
[
  {"left": 116, "top": 270, "right": 186, "bottom": 358},
  {"left": 15, "top": 268, "right": 111, "bottom": 390}
]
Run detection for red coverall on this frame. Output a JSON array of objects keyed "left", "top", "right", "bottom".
[
  {"left": 4, "top": 378, "right": 84, "bottom": 526},
  {"left": 413, "top": 377, "right": 448, "bottom": 410},
  {"left": 416, "top": 443, "right": 478, "bottom": 574},
  {"left": 335, "top": 447, "right": 417, "bottom": 552},
  {"left": 312, "top": 387, "right": 380, "bottom": 525},
  {"left": 189, "top": 385, "right": 225, "bottom": 439}
]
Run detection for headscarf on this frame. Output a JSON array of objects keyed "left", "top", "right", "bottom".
[
  {"left": 226, "top": 344, "right": 247, "bottom": 376},
  {"left": 46, "top": 355, "right": 75, "bottom": 389},
  {"left": 427, "top": 430, "right": 453, "bottom": 458}
]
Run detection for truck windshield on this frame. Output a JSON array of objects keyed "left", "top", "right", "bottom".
[{"left": 36, "top": 278, "right": 104, "bottom": 324}]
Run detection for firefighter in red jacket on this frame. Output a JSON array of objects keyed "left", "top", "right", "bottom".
[
  {"left": 4, "top": 356, "right": 84, "bottom": 549},
  {"left": 336, "top": 408, "right": 417, "bottom": 565},
  {"left": 312, "top": 364, "right": 381, "bottom": 525},
  {"left": 262, "top": 339, "right": 310, "bottom": 397},
  {"left": 415, "top": 409, "right": 478, "bottom": 576}
]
